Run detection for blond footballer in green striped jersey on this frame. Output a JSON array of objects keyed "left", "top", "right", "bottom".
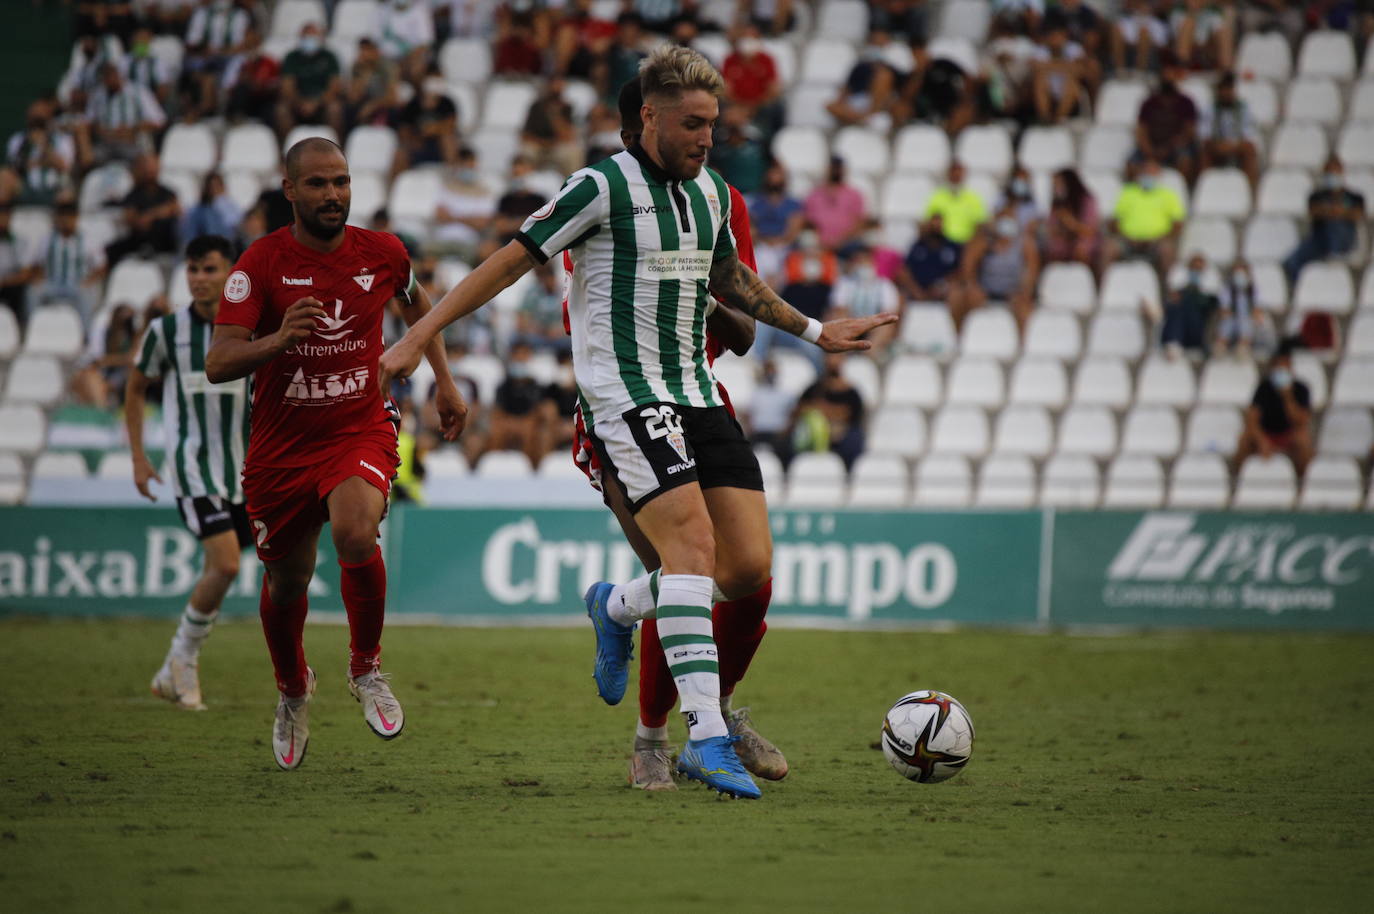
[
  {"left": 126, "top": 235, "right": 252, "bottom": 711},
  {"left": 381, "top": 47, "right": 895, "bottom": 797}
]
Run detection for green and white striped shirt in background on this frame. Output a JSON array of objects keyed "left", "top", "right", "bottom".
[
  {"left": 135, "top": 308, "right": 249, "bottom": 501},
  {"left": 37, "top": 230, "right": 101, "bottom": 289},
  {"left": 86, "top": 82, "right": 166, "bottom": 131},
  {"left": 517, "top": 147, "right": 737, "bottom": 430}
]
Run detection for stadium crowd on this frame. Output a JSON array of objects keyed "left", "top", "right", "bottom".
[{"left": 2, "top": 0, "right": 1373, "bottom": 506}]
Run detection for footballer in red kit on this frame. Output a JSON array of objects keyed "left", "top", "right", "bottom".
[{"left": 207, "top": 138, "right": 466, "bottom": 770}]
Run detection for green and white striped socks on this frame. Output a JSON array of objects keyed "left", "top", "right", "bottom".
[
  {"left": 170, "top": 605, "right": 216, "bottom": 661},
  {"left": 608, "top": 570, "right": 726, "bottom": 627},
  {"left": 656, "top": 573, "right": 727, "bottom": 740}
]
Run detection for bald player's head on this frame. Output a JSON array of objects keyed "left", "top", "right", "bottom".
[
  {"left": 283, "top": 137, "right": 350, "bottom": 241},
  {"left": 618, "top": 77, "right": 643, "bottom": 147}
]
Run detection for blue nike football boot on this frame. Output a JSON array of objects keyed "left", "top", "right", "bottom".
[
  {"left": 677, "top": 735, "right": 762, "bottom": 799},
  {"left": 585, "top": 581, "right": 633, "bottom": 705}
]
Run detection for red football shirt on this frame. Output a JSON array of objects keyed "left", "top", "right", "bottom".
[{"left": 216, "top": 225, "right": 410, "bottom": 469}]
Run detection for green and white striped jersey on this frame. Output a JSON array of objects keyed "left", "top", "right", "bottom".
[
  {"left": 516, "top": 145, "right": 737, "bottom": 429},
  {"left": 135, "top": 307, "right": 250, "bottom": 501}
]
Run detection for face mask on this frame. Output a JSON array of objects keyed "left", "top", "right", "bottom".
[
  {"left": 1187, "top": 269, "right": 1203, "bottom": 286},
  {"left": 1322, "top": 173, "right": 1342, "bottom": 190},
  {"left": 996, "top": 217, "right": 1018, "bottom": 238},
  {"left": 801, "top": 257, "right": 823, "bottom": 281},
  {"left": 739, "top": 38, "right": 762, "bottom": 55},
  {"left": 799, "top": 231, "right": 819, "bottom": 252},
  {"left": 455, "top": 167, "right": 477, "bottom": 183},
  {"left": 1269, "top": 368, "right": 1292, "bottom": 389},
  {"left": 423, "top": 77, "right": 448, "bottom": 97},
  {"left": 863, "top": 230, "right": 883, "bottom": 247},
  {"left": 300, "top": 36, "right": 322, "bottom": 54},
  {"left": 1232, "top": 269, "right": 1250, "bottom": 287},
  {"left": 508, "top": 362, "right": 532, "bottom": 380},
  {"left": 1139, "top": 175, "right": 1158, "bottom": 190},
  {"left": 1010, "top": 178, "right": 1030, "bottom": 198},
  {"left": 855, "top": 263, "right": 876, "bottom": 280}
]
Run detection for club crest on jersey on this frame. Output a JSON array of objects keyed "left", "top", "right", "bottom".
[
  {"left": 706, "top": 193, "right": 720, "bottom": 219},
  {"left": 314, "top": 299, "right": 357, "bottom": 341},
  {"left": 353, "top": 269, "right": 375, "bottom": 292},
  {"left": 225, "top": 270, "right": 251, "bottom": 302},
  {"left": 667, "top": 430, "right": 689, "bottom": 463}
]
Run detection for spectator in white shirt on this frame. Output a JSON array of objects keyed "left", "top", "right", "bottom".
[
  {"left": 377, "top": 0, "right": 436, "bottom": 83},
  {"left": 87, "top": 62, "right": 166, "bottom": 163},
  {"left": 434, "top": 147, "right": 496, "bottom": 252},
  {"left": 829, "top": 244, "right": 901, "bottom": 356},
  {"left": 27, "top": 198, "right": 106, "bottom": 324}
]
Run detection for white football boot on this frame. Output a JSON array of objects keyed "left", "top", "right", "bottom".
[
  {"left": 272, "top": 668, "right": 316, "bottom": 770},
  {"left": 151, "top": 654, "right": 206, "bottom": 711},
  {"left": 628, "top": 736, "right": 678, "bottom": 791},
  {"left": 348, "top": 669, "right": 405, "bottom": 739}
]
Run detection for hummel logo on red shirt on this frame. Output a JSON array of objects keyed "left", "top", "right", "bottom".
[{"left": 282, "top": 276, "right": 313, "bottom": 285}]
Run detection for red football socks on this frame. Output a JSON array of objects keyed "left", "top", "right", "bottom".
[
  {"left": 259, "top": 578, "right": 309, "bottom": 697},
  {"left": 637, "top": 577, "right": 774, "bottom": 728},
  {"left": 715, "top": 578, "right": 772, "bottom": 697},
  {"left": 341, "top": 546, "right": 387, "bottom": 678}
]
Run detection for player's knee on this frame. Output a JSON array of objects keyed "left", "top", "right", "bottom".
[
  {"left": 332, "top": 526, "right": 378, "bottom": 564},
  {"left": 205, "top": 552, "right": 240, "bottom": 582},
  {"left": 716, "top": 553, "right": 772, "bottom": 600},
  {"left": 662, "top": 525, "right": 716, "bottom": 577}
]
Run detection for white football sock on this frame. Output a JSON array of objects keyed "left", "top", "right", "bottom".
[
  {"left": 170, "top": 605, "right": 216, "bottom": 660},
  {"left": 655, "top": 573, "right": 727, "bottom": 740},
  {"left": 608, "top": 570, "right": 725, "bottom": 627},
  {"left": 635, "top": 721, "right": 670, "bottom": 744}
]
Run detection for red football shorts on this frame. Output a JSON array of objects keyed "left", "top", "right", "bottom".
[{"left": 242, "top": 430, "right": 399, "bottom": 562}]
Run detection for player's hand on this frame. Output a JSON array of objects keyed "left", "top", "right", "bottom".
[
  {"left": 132, "top": 455, "right": 162, "bottom": 502},
  {"left": 817, "top": 312, "right": 900, "bottom": 352},
  {"left": 378, "top": 339, "right": 423, "bottom": 390},
  {"left": 274, "top": 297, "right": 328, "bottom": 350},
  {"left": 434, "top": 381, "right": 469, "bottom": 442}
]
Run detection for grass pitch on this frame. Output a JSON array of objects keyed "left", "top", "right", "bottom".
[{"left": 3, "top": 618, "right": 1372, "bottom": 914}]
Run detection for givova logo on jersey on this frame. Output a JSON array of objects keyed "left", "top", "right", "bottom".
[{"left": 284, "top": 366, "right": 369, "bottom": 405}]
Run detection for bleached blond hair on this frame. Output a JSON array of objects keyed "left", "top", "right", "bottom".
[{"left": 638, "top": 44, "right": 724, "bottom": 104}]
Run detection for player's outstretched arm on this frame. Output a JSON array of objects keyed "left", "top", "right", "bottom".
[
  {"left": 379, "top": 240, "right": 537, "bottom": 387},
  {"left": 205, "top": 297, "right": 328, "bottom": 383},
  {"left": 708, "top": 253, "right": 898, "bottom": 352},
  {"left": 397, "top": 282, "right": 469, "bottom": 441}
]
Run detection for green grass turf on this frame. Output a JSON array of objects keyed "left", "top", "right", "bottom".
[{"left": 2, "top": 618, "right": 1372, "bottom": 914}]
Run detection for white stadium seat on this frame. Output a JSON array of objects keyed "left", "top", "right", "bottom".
[
  {"left": 892, "top": 125, "right": 951, "bottom": 175},
  {"left": 222, "top": 123, "right": 279, "bottom": 175},
  {"left": 1007, "top": 357, "right": 1068, "bottom": 408},
  {"left": 914, "top": 454, "right": 972, "bottom": 507},
  {"left": 269, "top": 0, "right": 326, "bottom": 42},
  {"left": 848, "top": 453, "right": 911, "bottom": 507},
  {"left": 1168, "top": 452, "right": 1230, "bottom": 509},
  {"left": 712, "top": 357, "right": 757, "bottom": 412},
  {"left": 1318, "top": 407, "right": 1374, "bottom": 456},
  {"left": 31, "top": 451, "right": 89, "bottom": 479},
  {"left": 1233, "top": 455, "right": 1297, "bottom": 509},
  {"left": 160, "top": 123, "right": 217, "bottom": 176},
  {"left": 1096, "top": 80, "right": 1150, "bottom": 127},
  {"left": 866, "top": 406, "right": 928, "bottom": 458},
  {"left": 224, "top": 169, "right": 266, "bottom": 211},
  {"left": 1271, "top": 123, "right": 1329, "bottom": 171},
  {"left": 104, "top": 258, "right": 166, "bottom": 310},
  {"left": 4, "top": 354, "right": 63, "bottom": 406},
  {"left": 815, "top": 0, "right": 869, "bottom": 43},
  {"left": 1080, "top": 126, "right": 1134, "bottom": 173},
  {"left": 1018, "top": 126, "right": 1074, "bottom": 173},
  {"left": 477, "top": 450, "right": 533, "bottom": 479},
  {"left": 331, "top": 0, "right": 381, "bottom": 42},
  {"left": 1192, "top": 169, "right": 1251, "bottom": 219},
  {"left": 974, "top": 453, "right": 1036, "bottom": 508},
  {"left": 345, "top": 171, "right": 385, "bottom": 227},
  {"left": 1198, "top": 359, "right": 1258, "bottom": 406},
  {"left": 1293, "top": 262, "right": 1355, "bottom": 315},
  {"left": 840, "top": 356, "right": 881, "bottom": 408},
  {"left": 1362, "top": 265, "right": 1374, "bottom": 307},
  {"left": 784, "top": 83, "right": 836, "bottom": 130},
  {"left": 1337, "top": 122, "right": 1374, "bottom": 169},
  {"left": 786, "top": 451, "right": 847, "bottom": 507},
  {"left": 1242, "top": 215, "right": 1299, "bottom": 263},
  {"left": 953, "top": 124, "right": 1013, "bottom": 177},
  {"left": 1071, "top": 356, "right": 1132, "bottom": 409},
  {"left": 1119, "top": 406, "right": 1181, "bottom": 457},
  {"left": 424, "top": 448, "right": 469, "bottom": 478},
  {"left": 880, "top": 172, "right": 935, "bottom": 221},
  {"left": 1039, "top": 454, "right": 1100, "bottom": 508},
  {"left": 945, "top": 357, "right": 1004, "bottom": 408},
  {"left": 281, "top": 124, "right": 338, "bottom": 156},
  {"left": 1284, "top": 77, "right": 1343, "bottom": 126},
  {"left": 1251, "top": 261, "right": 1288, "bottom": 313},
  {"left": 94, "top": 451, "right": 132, "bottom": 479},
  {"left": 1257, "top": 169, "right": 1314, "bottom": 217},
  {"left": 833, "top": 126, "right": 889, "bottom": 178},
  {"left": 79, "top": 162, "right": 133, "bottom": 212},
  {"left": 771, "top": 126, "right": 829, "bottom": 179},
  {"left": 1023, "top": 310, "right": 1082, "bottom": 361},
  {"left": 1331, "top": 357, "right": 1374, "bottom": 406},
  {"left": 1101, "top": 261, "right": 1160, "bottom": 312},
  {"left": 1185, "top": 405, "right": 1243, "bottom": 456},
  {"left": 1037, "top": 262, "right": 1096, "bottom": 314},
  {"left": 1136, "top": 357, "right": 1196, "bottom": 408},
  {"left": 1180, "top": 218, "right": 1237, "bottom": 263},
  {"left": 770, "top": 350, "right": 818, "bottom": 398},
  {"left": 940, "top": 0, "right": 991, "bottom": 44},
  {"left": 1297, "top": 29, "right": 1355, "bottom": 80},
  {"left": 23, "top": 304, "right": 84, "bottom": 359},
  {"left": 1292, "top": 352, "right": 1329, "bottom": 408},
  {"left": 453, "top": 353, "right": 505, "bottom": 403},
  {"left": 0, "top": 308, "right": 18, "bottom": 360},
  {"left": 160, "top": 168, "right": 201, "bottom": 211},
  {"left": 439, "top": 37, "right": 493, "bottom": 84},
  {"left": 800, "top": 38, "right": 856, "bottom": 86},
  {"left": 900, "top": 305, "right": 958, "bottom": 358},
  {"left": 1056, "top": 405, "right": 1117, "bottom": 457},
  {"left": 992, "top": 405, "right": 1053, "bottom": 457},
  {"left": 754, "top": 448, "right": 784, "bottom": 494},
  {"left": 882, "top": 355, "right": 942, "bottom": 409},
  {"left": 1298, "top": 456, "right": 1363, "bottom": 510},
  {"left": 960, "top": 309, "right": 1018, "bottom": 360},
  {"left": 0, "top": 404, "right": 46, "bottom": 457},
  {"left": 1102, "top": 455, "right": 1165, "bottom": 509},
  {"left": 1348, "top": 311, "right": 1374, "bottom": 357},
  {"left": 693, "top": 33, "right": 729, "bottom": 67},
  {"left": 1236, "top": 78, "right": 1279, "bottom": 128},
  {"left": 929, "top": 405, "right": 990, "bottom": 456},
  {"left": 760, "top": 39, "right": 797, "bottom": 86},
  {"left": 343, "top": 125, "right": 398, "bottom": 175},
  {"left": 1238, "top": 32, "right": 1291, "bottom": 82},
  {"left": 1351, "top": 80, "right": 1374, "bottom": 121},
  {"left": 481, "top": 82, "right": 538, "bottom": 131},
  {"left": 388, "top": 168, "right": 443, "bottom": 223},
  {"left": 1085, "top": 313, "right": 1146, "bottom": 360}
]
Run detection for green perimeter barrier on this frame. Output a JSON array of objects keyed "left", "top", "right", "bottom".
[{"left": 1, "top": 506, "right": 1370, "bottom": 630}]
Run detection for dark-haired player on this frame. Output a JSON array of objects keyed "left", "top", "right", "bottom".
[
  {"left": 206, "top": 138, "right": 467, "bottom": 769},
  {"left": 128, "top": 234, "right": 250, "bottom": 711}
]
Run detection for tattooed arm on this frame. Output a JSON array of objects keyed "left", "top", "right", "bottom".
[{"left": 707, "top": 253, "right": 898, "bottom": 352}]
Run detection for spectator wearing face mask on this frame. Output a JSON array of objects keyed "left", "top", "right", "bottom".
[
  {"left": 1103, "top": 158, "right": 1185, "bottom": 277},
  {"left": 1044, "top": 167, "right": 1100, "bottom": 271},
  {"left": 722, "top": 25, "right": 783, "bottom": 137},
  {"left": 1234, "top": 341, "right": 1312, "bottom": 477},
  {"left": 1283, "top": 155, "right": 1367, "bottom": 283},
  {"left": 1159, "top": 252, "right": 1220, "bottom": 359},
  {"left": 1215, "top": 257, "right": 1276, "bottom": 358},
  {"left": 898, "top": 214, "right": 961, "bottom": 302},
  {"left": 803, "top": 156, "right": 868, "bottom": 253},
  {"left": 829, "top": 245, "right": 901, "bottom": 356},
  {"left": 376, "top": 0, "right": 436, "bottom": 83},
  {"left": 826, "top": 29, "right": 903, "bottom": 131},
  {"left": 999, "top": 166, "right": 1041, "bottom": 232},
  {"left": 394, "top": 67, "right": 461, "bottom": 173},
  {"left": 747, "top": 163, "right": 804, "bottom": 285},
  {"left": 755, "top": 226, "right": 834, "bottom": 366},
  {"left": 434, "top": 147, "right": 497, "bottom": 252},
  {"left": 947, "top": 205, "right": 1040, "bottom": 333},
  {"left": 925, "top": 160, "right": 987, "bottom": 248},
  {"left": 274, "top": 22, "right": 344, "bottom": 141}
]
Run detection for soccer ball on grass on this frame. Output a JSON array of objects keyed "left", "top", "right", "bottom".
[{"left": 880, "top": 690, "right": 974, "bottom": 783}]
